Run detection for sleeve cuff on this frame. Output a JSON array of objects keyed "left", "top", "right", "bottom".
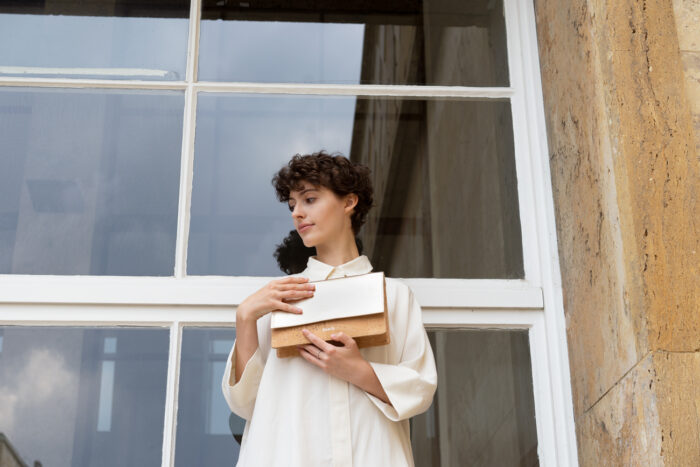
[
  {"left": 364, "top": 361, "right": 437, "bottom": 422},
  {"left": 221, "top": 340, "right": 265, "bottom": 420}
]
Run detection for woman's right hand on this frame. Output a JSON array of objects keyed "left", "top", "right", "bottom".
[{"left": 236, "top": 276, "right": 316, "bottom": 323}]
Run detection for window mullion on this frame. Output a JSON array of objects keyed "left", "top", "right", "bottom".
[
  {"left": 174, "top": 86, "right": 198, "bottom": 278},
  {"left": 503, "top": 0, "right": 542, "bottom": 286},
  {"left": 506, "top": 1, "right": 579, "bottom": 464},
  {"left": 185, "top": 0, "right": 202, "bottom": 83},
  {"left": 528, "top": 313, "right": 558, "bottom": 466},
  {"left": 161, "top": 321, "right": 183, "bottom": 467}
]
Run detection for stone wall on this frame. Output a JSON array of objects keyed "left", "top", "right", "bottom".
[
  {"left": 534, "top": 0, "right": 699, "bottom": 464},
  {"left": 673, "top": 0, "right": 700, "bottom": 156}
]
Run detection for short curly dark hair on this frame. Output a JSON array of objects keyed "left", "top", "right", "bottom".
[{"left": 271, "top": 150, "right": 374, "bottom": 235}]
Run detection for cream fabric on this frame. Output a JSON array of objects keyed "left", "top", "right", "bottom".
[{"left": 221, "top": 254, "right": 438, "bottom": 466}]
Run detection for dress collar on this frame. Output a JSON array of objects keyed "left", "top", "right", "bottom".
[{"left": 302, "top": 254, "right": 374, "bottom": 281}]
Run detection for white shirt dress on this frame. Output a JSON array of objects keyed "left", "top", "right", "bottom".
[{"left": 221, "top": 254, "right": 438, "bottom": 466}]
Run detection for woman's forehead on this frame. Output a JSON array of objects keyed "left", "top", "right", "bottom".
[{"left": 290, "top": 182, "right": 322, "bottom": 196}]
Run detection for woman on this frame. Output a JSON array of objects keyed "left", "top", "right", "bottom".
[{"left": 221, "top": 150, "right": 437, "bottom": 466}]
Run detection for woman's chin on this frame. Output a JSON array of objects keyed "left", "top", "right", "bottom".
[{"left": 301, "top": 236, "right": 316, "bottom": 248}]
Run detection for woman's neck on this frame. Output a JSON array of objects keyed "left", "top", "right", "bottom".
[{"left": 314, "top": 240, "right": 360, "bottom": 267}]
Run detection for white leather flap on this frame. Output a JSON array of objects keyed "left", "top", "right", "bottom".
[{"left": 270, "top": 271, "right": 385, "bottom": 329}]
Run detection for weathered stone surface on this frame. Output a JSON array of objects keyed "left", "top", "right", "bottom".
[
  {"left": 576, "top": 353, "right": 662, "bottom": 466},
  {"left": 680, "top": 51, "right": 700, "bottom": 160},
  {"left": 672, "top": 0, "right": 700, "bottom": 50},
  {"left": 534, "top": 0, "right": 700, "bottom": 464},
  {"left": 533, "top": 0, "right": 650, "bottom": 419},
  {"left": 596, "top": 0, "right": 700, "bottom": 353},
  {"left": 654, "top": 351, "right": 700, "bottom": 465}
]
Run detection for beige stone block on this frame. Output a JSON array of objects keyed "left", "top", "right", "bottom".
[
  {"left": 576, "top": 353, "right": 662, "bottom": 466},
  {"left": 601, "top": 0, "right": 700, "bottom": 353},
  {"left": 682, "top": 51, "right": 700, "bottom": 158},
  {"left": 672, "top": 0, "right": 700, "bottom": 51},
  {"left": 533, "top": 0, "right": 652, "bottom": 417},
  {"left": 654, "top": 351, "right": 700, "bottom": 465},
  {"left": 681, "top": 52, "right": 700, "bottom": 115},
  {"left": 682, "top": 52, "right": 700, "bottom": 113},
  {"left": 534, "top": 0, "right": 699, "bottom": 465},
  {"left": 694, "top": 114, "right": 700, "bottom": 156}
]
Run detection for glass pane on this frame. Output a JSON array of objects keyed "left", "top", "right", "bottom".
[
  {"left": 0, "top": 1, "right": 190, "bottom": 81},
  {"left": 0, "top": 87, "right": 184, "bottom": 275},
  {"left": 0, "top": 326, "right": 170, "bottom": 467},
  {"left": 175, "top": 327, "right": 244, "bottom": 467},
  {"left": 199, "top": 0, "right": 508, "bottom": 86},
  {"left": 188, "top": 93, "right": 522, "bottom": 278},
  {"left": 178, "top": 327, "right": 537, "bottom": 466},
  {"left": 411, "top": 329, "right": 539, "bottom": 466}
]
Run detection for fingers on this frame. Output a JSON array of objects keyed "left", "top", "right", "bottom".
[
  {"left": 302, "top": 329, "right": 333, "bottom": 352},
  {"left": 277, "top": 282, "right": 316, "bottom": 292},
  {"left": 272, "top": 300, "right": 303, "bottom": 314},
  {"left": 276, "top": 276, "right": 311, "bottom": 286},
  {"left": 280, "top": 288, "right": 315, "bottom": 301},
  {"left": 270, "top": 278, "right": 315, "bottom": 314},
  {"left": 330, "top": 331, "right": 356, "bottom": 348},
  {"left": 298, "top": 347, "right": 324, "bottom": 367},
  {"left": 298, "top": 344, "right": 322, "bottom": 357}
]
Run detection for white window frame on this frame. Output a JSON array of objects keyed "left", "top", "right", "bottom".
[{"left": 0, "top": 0, "right": 578, "bottom": 465}]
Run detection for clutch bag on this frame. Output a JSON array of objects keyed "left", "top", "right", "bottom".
[{"left": 270, "top": 271, "right": 389, "bottom": 358}]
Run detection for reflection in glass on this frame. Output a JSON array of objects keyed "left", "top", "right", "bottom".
[
  {"left": 177, "top": 327, "right": 537, "bottom": 466},
  {"left": 96, "top": 360, "right": 115, "bottom": 431},
  {"left": 0, "top": 1, "right": 190, "bottom": 80},
  {"left": 0, "top": 326, "right": 169, "bottom": 467},
  {"left": 175, "top": 327, "right": 244, "bottom": 467},
  {"left": 411, "top": 329, "right": 539, "bottom": 466},
  {"left": 188, "top": 93, "right": 522, "bottom": 278},
  {"left": 0, "top": 87, "right": 184, "bottom": 275},
  {"left": 199, "top": 0, "right": 508, "bottom": 86},
  {"left": 188, "top": 93, "right": 357, "bottom": 276}
]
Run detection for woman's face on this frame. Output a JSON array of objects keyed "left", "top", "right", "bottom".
[{"left": 288, "top": 181, "right": 356, "bottom": 248}]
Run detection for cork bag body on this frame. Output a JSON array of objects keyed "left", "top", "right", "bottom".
[{"left": 270, "top": 271, "right": 390, "bottom": 358}]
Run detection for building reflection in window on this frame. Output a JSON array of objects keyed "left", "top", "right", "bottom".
[
  {"left": 0, "top": 87, "right": 184, "bottom": 276},
  {"left": 0, "top": 326, "right": 169, "bottom": 467},
  {"left": 0, "top": 0, "right": 189, "bottom": 80},
  {"left": 175, "top": 327, "right": 244, "bottom": 467},
  {"left": 189, "top": 93, "right": 522, "bottom": 279},
  {"left": 411, "top": 329, "right": 539, "bottom": 466},
  {"left": 199, "top": 0, "right": 509, "bottom": 86}
]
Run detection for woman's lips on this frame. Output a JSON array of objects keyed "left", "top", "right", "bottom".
[{"left": 299, "top": 224, "right": 313, "bottom": 233}]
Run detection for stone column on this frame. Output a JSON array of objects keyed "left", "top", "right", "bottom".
[{"left": 533, "top": 0, "right": 699, "bottom": 464}]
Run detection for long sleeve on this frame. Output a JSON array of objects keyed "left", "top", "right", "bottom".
[
  {"left": 364, "top": 283, "right": 438, "bottom": 421},
  {"left": 221, "top": 313, "right": 271, "bottom": 420}
]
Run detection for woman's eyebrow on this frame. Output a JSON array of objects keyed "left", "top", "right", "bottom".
[{"left": 289, "top": 188, "right": 318, "bottom": 200}]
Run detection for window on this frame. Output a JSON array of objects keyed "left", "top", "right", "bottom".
[
  {"left": 0, "top": 326, "right": 169, "bottom": 466},
  {"left": 0, "top": 0, "right": 577, "bottom": 465}
]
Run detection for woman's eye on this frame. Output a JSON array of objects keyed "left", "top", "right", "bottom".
[{"left": 288, "top": 198, "right": 314, "bottom": 211}]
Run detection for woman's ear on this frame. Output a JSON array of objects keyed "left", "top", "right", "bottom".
[{"left": 345, "top": 193, "right": 359, "bottom": 214}]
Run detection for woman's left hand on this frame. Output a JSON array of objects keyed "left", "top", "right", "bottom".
[{"left": 297, "top": 329, "right": 370, "bottom": 385}]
